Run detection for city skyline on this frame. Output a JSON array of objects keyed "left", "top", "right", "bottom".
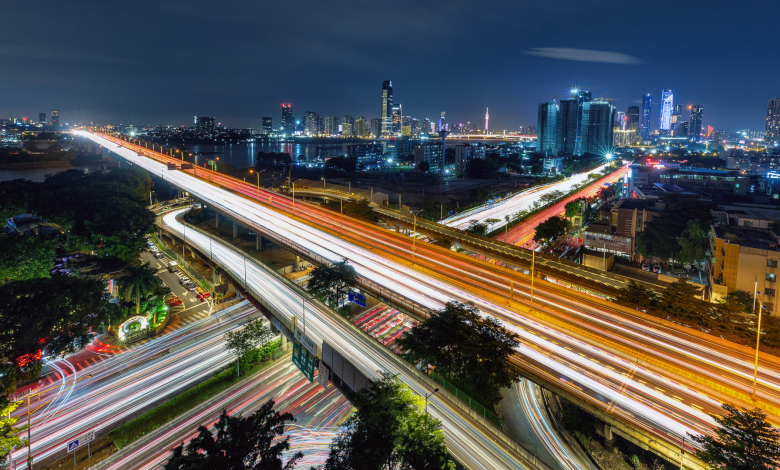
[{"left": 1, "top": 0, "right": 777, "bottom": 132}]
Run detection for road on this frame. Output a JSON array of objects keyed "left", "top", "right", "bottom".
[
  {"left": 93, "top": 358, "right": 351, "bottom": 469},
  {"left": 84, "top": 131, "right": 780, "bottom": 462}
]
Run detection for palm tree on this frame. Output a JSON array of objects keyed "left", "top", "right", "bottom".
[{"left": 117, "top": 263, "right": 158, "bottom": 316}]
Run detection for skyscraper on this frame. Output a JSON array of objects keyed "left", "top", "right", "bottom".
[
  {"left": 51, "top": 110, "right": 59, "bottom": 127},
  {"left": 281, "top": 104, "right": 293, "bottom": 134},
  {"left": 556, "top": 99, "right": 578, "bottom": 155},
  {"left": 671, "top": 104, "right": 683, "bottom": 135},
  {"left": 411, "top": 118, "right": 420, "bottom": 138},
  {"left": 196, "top": 117, "right": 216, "bottom": 137},
  {"left": 381, "top": 81, "right": 393, "bottom": 137},
  {"left": 325, "top": 116, "right": 339, "bottom": 136},
  {"left": 767, "top": 99, "right": 780, "bottom": 143},
  {"left": 689, "top": 105, "right": 703, "bottom": 140},
  {"left": 392, "top": 104, "right": 402, "bottom": 134},
  {"left": 370, "top": 118, "right": 381, "bottom": 138},
  {"left": 485, "top": 108, "right": 489, "bottom": 133},
  {"left": 537, "top": 101, "right": 559, "bottom": 155},
  {"left": 355, "top": 116, "right": 368, "bottom": 138},
  {"left": 659, "top": 90, "right": 673, "bottom": 131},
  {"left": 304, "top": 111, "right": 318, "bottom": 136},
  {"left": 341, "top": 115, "right": 354, "bottom": 137},
  {"left": 640, "top": 94, "right": 652, "bottom": 139},
  {"left": 262, "top": 117, "right": 272, "bottom": 134},
  {"left": 401, "top": 115, "right": 411, "bottom": 136},
  {"left": 438, "top": 112, "right": 447, "bottom": 133},
  {"left": 581, "top": 101, "right": 615, "bottom": 155},
  {"left": 39, "top": 113, "right": 46, "bottom": 125},
  {"left": 627, "top": 106, "right": 640, "bottom": 133},
  {"left": 422, "top": 118, "right": 431, "bottom": 137},
  {"left": 572, "top": 89, "right": 591, "bottom": 153}
]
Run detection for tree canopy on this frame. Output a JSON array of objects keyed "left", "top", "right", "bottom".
[
  {"left": 0, "top": 233, "right": 58, "bottom": 283},
  {"left": 117, "top": 262, "right": 159, "bottom": 315},
  {"left": 164, "top": 401, "right": 302, "bottom": 470},
  {"left": 325, "top": 199, "right": 376, "bottom": 223},
  {"left": 397, "top": 301, "right": 520, "bottom": 407},
  {"left": 616, "top": 281, "right": 658, "bottom": 309},
  {"left": 636, "top": 194, "right": 714, "bottom": 261},
  {"left": 322, "top": 373, "right": 454, "bottom": 470},
  {"left": 225, "top": 317, "right": 273, "bottom": 376},
  {"left": 307, "top": 259, "right": 358, "bottom": 306},
  {"left": 533, "top": 216, "right": 570, "bottom": 244},
  {"left": 691, "top": 404, "right": 780, "bottom": 470}
]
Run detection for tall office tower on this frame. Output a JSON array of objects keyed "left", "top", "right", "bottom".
[
  {"left": 401, "top": 115, "right": 411, "bottom": 136},
  {"left": 422, "top": 118, "right": 430, "bottom": 137},
  {"left": 689, "top": 105, "right": 703, "bottom": 140},
  {"left": 392, "top": 104, "right": 402, "bottom": 134},
  {"left": 671, "top": 104, "right": 683, "bottom": 135},
  {"left": 411, "top": 118, "right": 420, "bottom": 138},
  {"left": 51, "top": 110, "right": 59, "bottom": 127},
  {"left": 485, "top": 108, "right": 489, "bottom": 133},
  {"left": 438, "top": 112, "right": 447, "bottom": 132},
  {"left": 341, "top": 115, "right": 354, "bottom": 137},
  {"left": 766, "top": 98, "right": 780, "bottom": 143},
  {"left": 581, "top": 101, "right": 615, "bottom": 155},
  {"left": 677, "top": 121, "right": 689, "bottom": 137},
  {"left": 381, "top": 80, "right": 393, "bottom": 137},
  {"left": 571, "top": 89, "right": 591, "bottom": 154},
  {"left": 39, "top": 113, "right": 46, "bottom": 124},
  {"left": 640, "top": 94, "right": 652, "bottom": 139},
  {"left": 616, "top": 111, "right": 626, "bottom": 130},
  {"left": 659, "top": 90, "right": 673, "bottom": 131},
  {"left": 370, "top": 118, "right": 381, "bottom": 138},
  {"left": 355, "top": 116, "right": 368, "bottom": 138},
  {"left": 281, "top": 104, "right": 293, "bottom": 134},
  {"left": 196, "top": 117, "right": 216, "bottom": 137},
  {"left": 556, "top": 99, "right": 578, "bottom": 155},
  {"left": 324, "top": 116, "right": 338, "bottom": 135},
  {"left": 537, "top": 101, "right": 559, "bottom": 155},
  {"left": 304, "top": 111, "right": 318, "bottom": 136},
  {"left": 627, "top": 106, "right": 640, "bottom": 133},
  {"left": 262, "top": 117, "right": 272, "bottom": 134}
]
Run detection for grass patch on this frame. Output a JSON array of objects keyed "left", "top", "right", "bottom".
[{"left": 109, "top": 344, "right": 287, "bottom": 450}]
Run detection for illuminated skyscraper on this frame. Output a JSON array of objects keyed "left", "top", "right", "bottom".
[
  {"left": 51, "top": 110, "right": 59, "bottom": 127},
  {"left": 281, "top": 104, "right": 293, "bottom": 134},
  {"left": 370, "top": 118, "right": 381, "bottom": 138},
  {"left": 196, "top": 117, "right": 216, "bottom": 137},
  {"left": 392, "top": 104, "right": 402, "bottom": 134},
  {"left": 262, "top": 117, "right": 272, "bottom": 134},
  {"left": 627, "top": 106, "right": 640, "bottom": 133},
  {"left": 581, "top": 101, "right": 615, "bottom": 155},
  {"left": 422, "top": 118, "right": 431, "bottom": 137},
  {"left": 401, "top": 115, "right": 411, "bottom": 136},
  {"left": 39, "top": 113, "right": 46, "bottom": 124},
  {"left": 324, "top": 116, "right": 338, "bottom": 135},
  {"left": 556, "top": 99, "right": 578, "bottom": 155},
  {"left": 671, "top": 104, "right": 683, "bottom": 135},
  {"left": 689, "top": 105, "right": 703, "bottom": 140},
  {"left": 485, "top": 108, "right": 489, "bottom": 133},
  {"left": 571, "top": 89, "right": 591, "bottom": 154},
  {"left": 537, "top": 101, "right": 559, "bottom": 155},
  {"left": 355, "top": 116, "right": 368, "bottom": 137},
  {"left": 659, "top": 90, "right": 673, "bottom": 131},
  {"left": 640, "top": 94, "right": 652, "bottom": 139},
  {"left": 766, "top": 98, "right": 780, "bottom": 143},
  {"left": 304, "top": 111, "right": 318, "bottom": 136},
  {"left": 381, "top": 81, "right": 393, "bottom": 137},
  {"left": 341, "top": 115, "right": 354, "bottom": 137}
]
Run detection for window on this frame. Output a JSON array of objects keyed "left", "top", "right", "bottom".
[
  {"left": 766, "top": 288, "right": 776, "bottom": 296},
  {"left": 744, "top": 221, "right": 754, "bottom": 227},
  {"left": 769, "top": 260, "right": 778, "bottom": 268},
  {"left": 767, "top": 273, "right": 776, "bottom": 282},
  {"left": 764, "top": 303, "right": 774, "bottom": 311}
]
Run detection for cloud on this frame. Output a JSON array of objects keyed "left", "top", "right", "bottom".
[{"left": 526, "top": 48, "right": 643, "bottom": 64}]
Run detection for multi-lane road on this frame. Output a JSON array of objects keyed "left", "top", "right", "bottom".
[{"left": 81, "top": 131, "right": 780, "bottom": 463}]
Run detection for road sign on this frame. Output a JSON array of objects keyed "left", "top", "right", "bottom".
[
  {"left": 66, "top": 430, "right": 95, "bottom": 452},
  {"left": 318, "top": 362, "right": 329, "bottom": 389},
  {"left": 348, "top": 291, "right": 367, "bottom": 307},
  {"left": 292, "top": 327, "right": 317, "bottom": 382}
]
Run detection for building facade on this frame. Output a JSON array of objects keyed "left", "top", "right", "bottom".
[
  {"left": 537, "top": 101, "right": 558, "bottom": 155},
  {"left": 304, "top": 111, "right": 318, "bottom": 136},
  {"left": 381, "top": 80, "right": 393, "bottom": 137},
  {"left": 766, "top": 98, "right": 780, "bottom": 144},
  {"left": 262, "top": 117, "right": 272, "bottom": 134},
  {"left": 196, "top": 117, "right": 216, "bottom": 137},
  {"left": 556, "top": 99, "right": 578, "bottom": 155},
  {"left": 413, "top": 142, "right": 443, "bottom": 171},
  {"left": 659, "top": 89, "right": 674, "bottom": 131},
  {"left": 281, "top": 104, "right": 293, "bottom": 134},
  {"left": 581, "top": 101, "right": 615, "bottom": 155},
  {"left": 640, "top": 94, "right": 652, "bottom": 139},
  {"left": 341, "top": 115, "right": 354, "bottom": 137},
  {"left": 689, "top": 105, "right": 703, "bottom": 140}
]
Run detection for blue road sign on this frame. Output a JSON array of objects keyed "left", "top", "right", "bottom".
[{"left": 68, "top": 440, "right": 80, "bottom": 452}]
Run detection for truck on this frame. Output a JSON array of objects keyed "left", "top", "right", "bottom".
[
  {"left": 167, "top": 261, "right": 179, "bottom": 273},
  {"left": 167, "top": 163, "right": 179, "bottom": 170}
]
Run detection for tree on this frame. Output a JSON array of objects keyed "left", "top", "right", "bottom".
[
  {"left": 657, "top": 278, "right": 706, "bottom": 319},
  {"left": 465, "top": 158, "right": 497, "bottom": 179},
  {"left": 539, "top": 190, "right": 564, "bottom": 205},
  {"left": 0, "top": 234, "right": 58, "bottom": 283},
  {"left": 323, "top": 373, "right": 454, "bottom": 470},
  {"left": 616, "top": 281, "right": 658, "bottom": 309},
  {"left": 727, "top": 290, "right": 754, "bottom": 313},
  {"left": 397, "top": 301, "right": 520, "bottom": 407},
  {"left": 465, "top": 220, "right": 488, "bottom": 236},
  {"left": 0, "top": 276, "right": 108, "bottom": 393},
  {"left": 164, "top": 401, "right": 303, "bottom": 470},
  {"left": 0, "top": 399, "right": 28, "bottom": 467},
  {"left": 326, "top": 199, "right": 376, "bottom": 223},
  {"left": 564, "top": 199, "right": 583, "bottom": 218},
  {"left": 307, "top": 259, "right": 358, "bottom": 306},
  {"left": 225, "top": 317, "right": 273, "bottom": 376},
  {"left": 678, "top": 220, "right": 709, "bottom": 267},
  {"left": 533, "top": 216, "right": 570, "bottom": 244},
  {"left": 117, "top": 263, "right": 159, "bottom": 315},
  {"left": 636, "top": 194, "right": 714, "bottom": 261},
  {"left": 417, "top": 161, "right": 430, "bottom": 172},
  {"left": 690, "top": 404, "right": 780, "bottom": 470},
  {"left": 429, "top": 237, "right": 452, "bottom": 250}
]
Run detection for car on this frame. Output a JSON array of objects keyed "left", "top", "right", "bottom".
[
  {"left": 163, "top": 286, "right": 172, "bottom": 295},
  {"left": 641, "top": 263, "right": 650, "bottom": 271},
  {"left": 154, "top": 252, "right": 164, "bottom": 259},
  {"left": 652, "top": 265, "right": 662, "bottom": 273}
]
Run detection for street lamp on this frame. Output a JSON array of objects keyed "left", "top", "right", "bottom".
[
  {"left": 425, "top": 388, "right": 439, "bottom": 415},
  {"left": 292, "top": 179, "right": 303, "bottom": 213},
  {"left": 321, "top": 177, "right": 326, "bottom": 189},
  {"left": 411, "top": 209, "right": 423, "bottom": 261},
  {"left": 249, "top": 169, "right": 261, "bottom": 195}
]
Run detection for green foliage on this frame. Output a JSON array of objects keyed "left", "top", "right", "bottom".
[
  {"left": 533, "top": 216, "right": 570, "bottom": 244},
  {"left": 225, "top": 317, "right": 273, "bottom": 374},
  {"left": 164, "top": 401, "right": 303, "bottom": 470},
  {"left": 616, "top": 281, "right": 658, "bottom": 309},
  {"left": 0, "top": 399, "right": 28, "bottom": 464},
  {"left": 417, "top": 161, "right": 430, "bottom": 172},
  {"left": 323, "top": 373, "right": 454, "bottom": 470},
  {"left": 469, "top": 188, "right": 492, "bottom": 204},
  {"left": 397, "top": 301, "right": 520, "bottom": 408},
  {"left": 0, "top": 179, "right": 41, "bottom": 221},
  {"left": 0, "top": 276, "right": 108, "bottom": 394},
  {"left": 690, "top": 404, "right": 780, "bottom": 470},
  {"left": 727, "top": 290, "right": 754, "bottom": 313},
  {"left": 465, "top": 220, "right": 488, "bottom": 236},
  {"left": 255, "top": 151, "right": 293, "bottom": 167},
  {"left": 636, "top": 194, "right": 714, "bottom": 261},
  {"left": 307, "top": 259, "right": 358, "bottom": 306},
  {"left": 564, "top": 199, "right": 583, "bottom": 218},
  {"left": 658, "top": 278, "right": 706, "bottom": 318},
  {"left": 117, "top": 263, "right": 159, "bottom": 315},
  {"left": 539, "top": 190, "right": 564, "bottom": 205},
  {"left": 0, "top": 233, "right": 58, "bottom": 282},
  {"left": 677, "top": 220, "right": 709, "bottom": 266},
  {"left": 68, "top": 196, "right": 155, "bottom": 260},
  {"left": 325, "top": 199, "right": 376, "bottom": 223},
  {"left": 429, "top": 237, "right": 452, "bottom": 250}
]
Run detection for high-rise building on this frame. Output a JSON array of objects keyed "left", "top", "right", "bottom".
[
  {"left": 537, "top": 101, "right": 559, "bottom": 155},
  {"left": 556, "top": 99, "right": 578, "bottom": 155},
  {"left": 262, "top": 117, "right": 272, "bottom": 134},
  {"left": 677, "top": 122, "right": 689, "bottom": 137},
  {"left": 355, "top": 116, "right": 368, "bottom": 138},
  {"left": 39, "top": 113, "right": 46, "bottom": 125},
  {"left": 485, "top": 108, "right": 489, "bottom": 133},
  {"left": 659, "top": 90, "right": 674, "bottom": 131},
  {"left": 392, "top": 104, "right": 402, "bottom": 134},
  {"left": 381, "top": 81, "right": 393, "bottom": 137},
  {"left": 689, "top": 105, "right": 703, "bottom": 140},
  {"left": 422, "top": 118, "right": 431, "bottom": 137},
  {"left": 767, "top": 99, "right": 780, "bottom": 143},
  {"left": 411, "top": 119, "right": 420, "bottom": 138},
  {"left": 281, "top": 104, "right": 293, "bottom": 134},
  {"left": 196, "top": 117, "right": 216, "bottom": 137},
  {"left": 616, "top": 111, "right": 626, "bottom": 130},
  {"left": 401, "top": 115, "right": 411, "bottom": 136},
  {"left": 581, "top": 101, "right": 615, "bottom": 155},
  {"left": 571, "top": 89, "right": 591, "bottom": 153},
  {"left": 304, "top": 111, "right": 318, "bottom": 136},
  {"left": 317, "top": 114, "right": 324, "bottom": 134},
  {"left": 51, "top": 110, "right": 59, "bottom": 127},
  {"left": 341, "top": 115, "right": 354, "bottom": 137},
  {"left": 640, "top": 94, "right": 652, "bottom": 140},
  {"left": 370, "top": 118, "right": 381, "bottom": 138},
  {"left": 325, "top": 116, "right": 339, "bottom": 136},
  {"left": 627, "top": 106, "right": 640, "bottom": 133},
  {"left": 438, "top": 112, "right": 447, "bottom": 133}
]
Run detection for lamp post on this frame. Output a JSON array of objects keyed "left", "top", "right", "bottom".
[
  {"left": 292, "top": 179, "right": 302, "bottom": 214},
  {"left": 411, "top": 210, "right": 423, "bottom": 261},
  {"left": 425, "top": 388, "right": 439, "bottom": 415},
  {"left": 753, "top": 292, "right": 764, "bottom": 396}
]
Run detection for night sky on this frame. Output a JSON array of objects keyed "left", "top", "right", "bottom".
[{"left": 3, "top": 0, "right": 777, "bottom": 132}]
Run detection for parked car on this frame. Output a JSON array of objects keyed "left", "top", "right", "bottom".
[
  {"left": 641, "top": 263, "right": 650, "bottom": 271},
  {"left": 652, "top": 265, "right": 662, "bottom": 273}
]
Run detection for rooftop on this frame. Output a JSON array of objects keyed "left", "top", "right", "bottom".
[{"left": 713, "top": 225, "right": 780, "bottom": 251}]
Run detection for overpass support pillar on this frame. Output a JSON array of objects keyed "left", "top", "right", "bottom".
[
  {"left": 215, "top": 212, "right": 220, "bottom": 227},
  {"left": 294, "top": 255, "right": 301, "bottom": 272},
  {"left": 604, "top": 425, "right": 618, "bottom": 453},
  {"left": 280, "top": 334, "right": 288, "bottom": 351},
  {"left": 256, "top": 234, "right": 260, "bottom": 251},
  {"left": 233, "top": 221, "right": 238, "bottom": 238}
]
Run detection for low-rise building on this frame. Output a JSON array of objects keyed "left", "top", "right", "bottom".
[
  {"left": 413, "top": 142, "right": 443, "bottom": 171},
  {"left": 453, "top": 142, "right": 485, "bottom": 176},
  {"left": 543, "top": 156, "right": 565, "bottom": 175}
]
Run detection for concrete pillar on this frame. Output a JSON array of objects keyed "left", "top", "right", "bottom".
[
  {"left": 215, "top": 212, "right": 220, "bottom": 226},
  {"left": 280, "top": 334, "right": 288, "bottom": 351},
  {"left": 256, "top": 233, "right": 260, "bottom": 251},
  {"left": 604, "top": 425, "right": 618, "bottom": 453},
  {"left": 233, "top": 221, "right": 238, "bottom": 238},
  {"left": 294, "top": 255, "right": 301, "bottom": 272}
]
